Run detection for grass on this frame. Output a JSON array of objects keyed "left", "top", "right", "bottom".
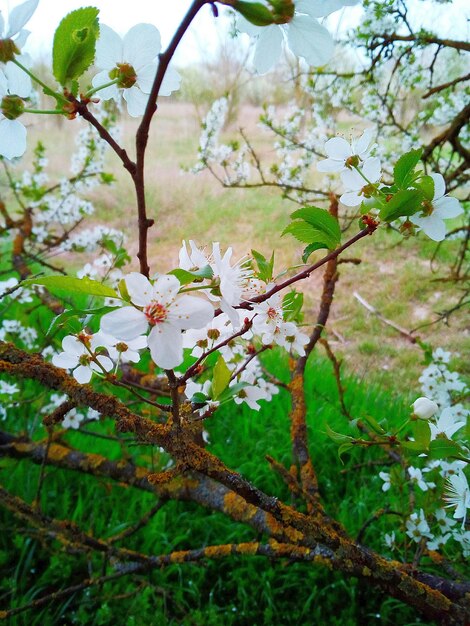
[{"left": 1, "top": 345, "right": 437, "bottom": 625}]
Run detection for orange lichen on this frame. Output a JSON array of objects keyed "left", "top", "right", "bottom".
[
  {"left": 223, "top": 492, "right": 257, "bottom": 521},
  {"left": 204, "top": 544, "right": 232, "bottom": 559}
]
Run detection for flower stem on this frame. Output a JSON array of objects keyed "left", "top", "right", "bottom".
[
  {"left": 84, "top": 79, "right": 119, "bottom": 98},
  {"left": 12, "top": 58, "right": 67, "bottom": 104}
]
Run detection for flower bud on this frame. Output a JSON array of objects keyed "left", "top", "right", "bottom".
[
  {"left": 0, "top": 39, "right": 20, "bottom": 63},
  {"left": 1, "top": 95, "right": 25, "bottom": 120},
  {"left": 411, "top": 397, "right": 439, "bottom": 420}
]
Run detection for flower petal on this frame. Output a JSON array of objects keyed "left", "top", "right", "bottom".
[
  {"left": 95, "top": 24, "right": 123, "bottom": 69},
  {"left": 91, "top": 70, "right": 119, "bottom": 100},
  {"left": 160, "top": 65, "right": 181, "bottom": 96},
  {"left": 430, "top": 173, "right": 445, "bottom": 200},
  {"left": 123, "top": 86, "right": 149, "bottom": 117},
  {"left": 287, "top": 15, "right": 334, "bottom": 67},
  {"left": 6, "top": 0, "right": 38, "bottom": 38},
  {"left": 354, "top": 127, "right": 374, "bottom": 156},
  {"left": 123, "top": 23, "right": 161, "bottom": 69},
  {"left": 340, "top": 191, "right": 362, "bottom": 207},
  {"left": 148, "top": 324, "right": 183, "bottom": 369},
  {"left": 0, "top": 118, "right": 26, "bottom": 160},
  {"left": 52, "top": 353, "right": 78, "bottom": 369},
  {"left": 136, "top": 62, "right": 157, "bottom": 93},
  {"left": 340, "top": 167, "right": 363, "bottom": 191},
  {"left": 73, "top": 365, "right": 92, "bottom": 384},
  {"left": 61, "top": 335, "right": 85, "bottom": 356},
  {"left": 168, "top": 295, "right": 214, "bottom": 330},
  {"left": 152, "top": 274, "right": 181, "bottom": 305},
  {"left": 324, "top": 136, "right": 350, "bottom": 160},
  {"left": 125, "top": 272, "right": 154, "bottom": 306},
  {"left": 362, "top": 156, "right": 381, "bottom": 182},
  {"left": 433, "top": 196, "right": 463, "bottom": 219},
  {"left": 410, "top": 214, "right": 446, "bottom": 242},
  {"left": 4, "top": 59, "right": 31, "bottom": 97},
  {"left": 100, "top": 306, "right": 148, "bottom": 340},
  {"left": 253, "top": 25, "right": 283, "bottom": 75}
]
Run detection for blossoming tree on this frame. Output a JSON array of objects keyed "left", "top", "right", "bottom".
[{"left": 0, "top": 0, "right": 468, "bottom": 623}]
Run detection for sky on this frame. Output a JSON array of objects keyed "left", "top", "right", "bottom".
[{"left": 2, "top": 0, "right": 469, "bottom": 66}]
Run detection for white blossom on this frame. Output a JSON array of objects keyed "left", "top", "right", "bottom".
[{"left": 410, "top": 174, "right": 463, "bottom": 242}]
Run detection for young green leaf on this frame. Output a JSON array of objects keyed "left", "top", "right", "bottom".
[
  {"left": 22, "top": 276, "right": 118, "bottom": 299},
  {"left": 411, "top": 419, "right": 431, "bottom": 449},
  {"left": 168, "top": 266, "right": 214, "bottom": 286},
  {"left": 212, "top": 355, "right": 232, "bottom": 399},
  {"left": 46, "top": 305, "right": 118, "bottom": 336},
  {"left": 379, "top": 189, "right": 424, "bottom": 222},
  {"left": 251, "top": 249, "right": 274, "bottom": 282},
  {"left": 53, "top": 7, "right": 100, "bottom": 86},
  {"left": 282, "top": 291, "right": 303, "bottom": 323},
  {"left": 291, "top": 207, "right": 341, "bottom": 245},
  {"left": 393, "top": 148, "right": 423, "bottom": 189},
  {"left": 428, "top": 438, "right": 466, "bottom": 460}
]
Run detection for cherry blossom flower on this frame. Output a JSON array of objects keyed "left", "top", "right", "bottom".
[
  {"left": 62, "top": 408, "right": 84, "bottom": 430},
  {"left": 444, "top": 470, "right": 470, "bottom": 527},
  {"left": 405, "top": 509, "right": 432, "bottom": 543},
  {"left": 273, "top": 321, "right": 309, "bottom": 355},
  {"left": 339, "top": 157, "right": 381, "bottom": 207},
  {"left": 232, "top": 383, "right": 266, "bottom": 411},
  {"left": 52, "top": 334, "right": 113, "bottom": 384},
  {"left": 411, "top": 396, "right": 439, "bottom": 420},
  {"left": 408, "top": 466, "right": 435, "bottom": 492},
  {"left": 317, "top": 128, "right": 375, "bottom": 173},
  {"left": 0, "top": 60, "right": 31, "bottom": 159},
  {"left": 238, "top": 1, "right": 357, "bottom": 74},
  {"left": 100, "top": 273, "right": 214, "bottom": 370},
  {"left": 92, "top": 23, "right": 180, "bottom": 117},
  {"left": 92, "top": 330, "right": 147, "bottom": 364},
  {"left": 434, "top": 509, "right": 457, "bottom": 534},
  {"left": 0, "top": 0, "right": 38, "bottom": 54},
  {"left": 410, "top": 173, "right": 463, "bottom": 242},
  {"left": 379, "top": 471, "right": 391, "bottom": 492},
  {"left": 252, "top": 292, "right": 284, "bottom": 343},
  {"left": 429, "top": 406, "right": 466, "bottom": 441}
]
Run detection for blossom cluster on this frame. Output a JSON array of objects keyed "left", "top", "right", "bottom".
[
  {"left": 51, "top": 241, "right": 309, "bottom": 415},
  {"left": 380, "top": 348, "right": 469, "bottom": 558}
]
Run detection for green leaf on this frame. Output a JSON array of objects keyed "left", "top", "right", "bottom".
[
  {"left": 428, "top": 438, "right": 465, "bottom": 460},
  {"left": 22, "top": 276, "right": 118, "bottom": 299},
  {"left": 190, "top": 392, "right": 208, "bottom": 405},
  {"left": 338, "top": 442, "right": 354, "bottom": 463},
  {"left": 362, "top": 414, "right": 386, "bottom": 435},
  {"left": 212, "top": 356, "right": 232, "bottom": 399},
  {"left": 291, "top": 207, "right": 341, "bottom": 245},
  {"left": 251, "top": 249, "right": 274, "bottom": 283},
  {"left": 46, "top": 305, "right": 118, "bottom": 336},
  {"left": 379, "top": 189, "right": 424, "bottom": 222},
  {"left": 325, "top": 424, "right": 355, "bottom": 444},
  {"left": 168, "top": 266, "right": 213, "bottom": 286},
  {"left": 282, "top": 291, "right": 303, "bottom": 323},
  {"left": 217, "top": 382, "right": 249, "bottom": 404},
  {"left": 413, "top": 175, "right": 435, "bottom": 201},
  {"left": 302, "top": 242, "right": 326, "bottom": 263},
  {"left": 234, "top": 1, "right": 274, "bottom": 26},
  {"left": 411, "top": 419, "right": 431, "bottom": 449},
  {"left": 393, "top": 148, "right": 423, "bottom": 189},
  {"left": 52, "top": 7, "right": 100, "bottom": 86}
]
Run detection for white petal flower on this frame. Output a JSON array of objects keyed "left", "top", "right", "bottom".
[
  {"left": 62, "top": 408, "right": 84, "bottom": 430},
  {"left": 405, "top": 509, "right": 432, "bottom": 542},
  {"left": 52, "top": 334, "right": 113, "bottom": 383},
  {"left": 0, "top": 61, "right": 31, "bottom": 159},
  {"left": 100, "top": 273, "right": 214, "bottom": 370},
  {"left": 0, "top": 0, "right": 38, "bottom": 45},
  {"left": 317, "top": 128, "right": 376, "bottom": 173},
  {"left": 92, "top": 23, "right": 180, "bottom": 116},
  {"left": 410, "top": 173, "right": 463, "bottom": 242},
  {"left": 340, "top": 156, "right": 381, "bottom": 206},
  {"left": 429, "top": 406, "right": 466, "bottom": 441},
  {"left": 237, "top": 0, "right": 356, "bottom": 74},
  {"left": 444, "top": 470, "right": 470, "bottom": 527},
  {"left": 379, "top": 471, "right": 391, "bottom": 492}
]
